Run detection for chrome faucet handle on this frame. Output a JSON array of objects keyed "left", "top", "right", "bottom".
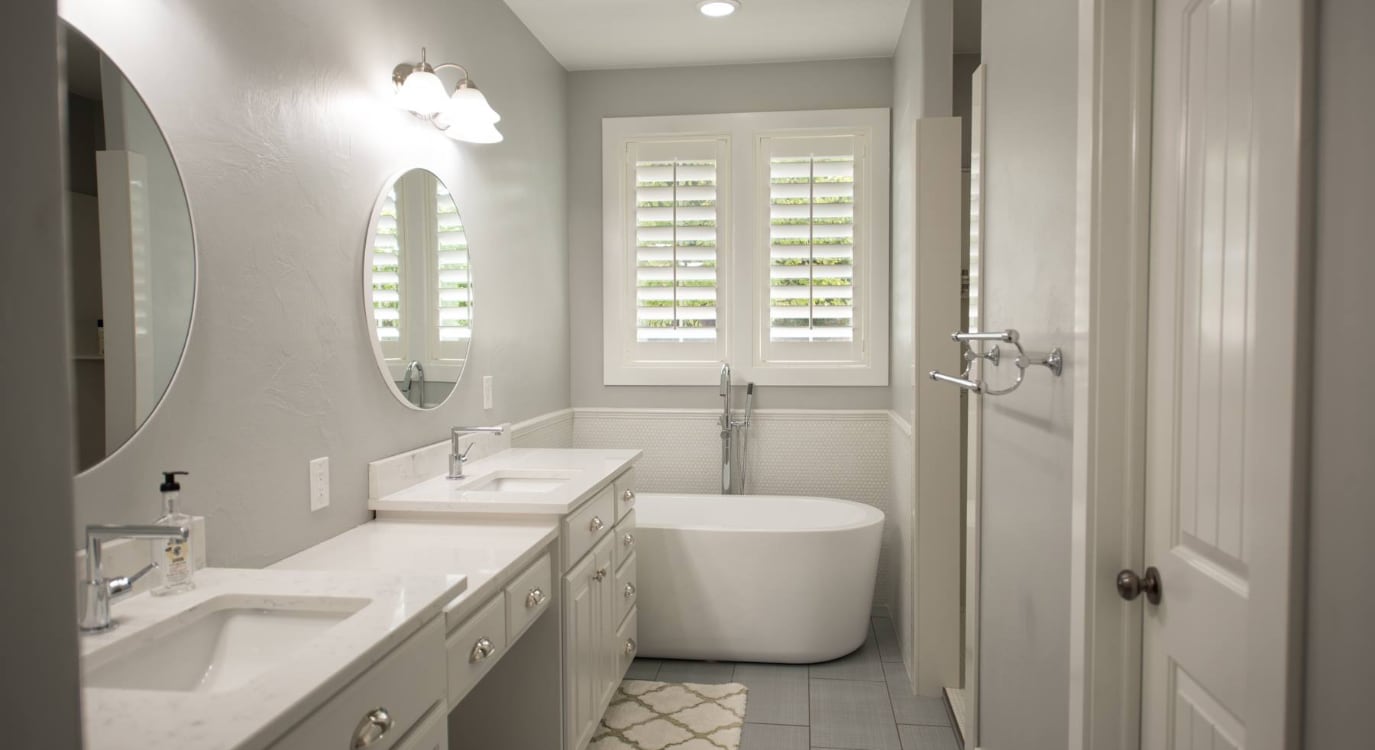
[
  {"left": 448, "top": 426, "right": 505, "bottom": 480},
  {"left": 80, "top": 524, "right": 190, "bottom": 633}
]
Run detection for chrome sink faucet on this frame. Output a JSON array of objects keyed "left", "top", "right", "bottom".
[
  {"left": 448, "top": 426, "right": 504, "bottom": 480},
  {"left": 79, "top": 524, "right": 190, "bottom": 633}
]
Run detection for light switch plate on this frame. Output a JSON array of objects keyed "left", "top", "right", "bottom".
[
  {"left": 309, "top": 457, "right": 329, "bottom": 511},
  {"left": 482, "top": 375, "right": 494, "bottom": 410}
]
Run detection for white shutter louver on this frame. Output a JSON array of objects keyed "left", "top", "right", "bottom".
[
  {"left": 766, "top": 136, "right": 857, "bottom": 343},
  {"left": 632, "top": 141, "right": 722, "bottom": 344},
  {"left": 371, "top": 189, "right": 403, "bottom": 357},
  {"left": 434, "top": 183, "right": 472, "bottom": 354}
]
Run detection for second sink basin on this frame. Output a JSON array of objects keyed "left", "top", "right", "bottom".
[
  {"left": 462, "top": 469, "right": 577, "bottom": 493},
  {"left": 84, "top": 594, "right": 368, "bottom": 693}
]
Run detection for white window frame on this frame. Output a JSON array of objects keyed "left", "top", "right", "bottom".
[{"left": 603, "top": 109, "right": 890, "bottom": 386}]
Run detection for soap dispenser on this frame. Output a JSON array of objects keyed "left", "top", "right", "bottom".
[{"left": 152, "top": 470, "right": 195, "bottom": 596}]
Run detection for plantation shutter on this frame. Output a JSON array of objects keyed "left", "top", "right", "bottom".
[
  {"left": 370, "top": 188, "right": 404, "bottom": 360},
  {"left": 759, "top": 133, "right": 867, "bottom": 364},
  {"left": 432, "top": 182, "right": 471, "bottom": 363},
  {"left": 629, "top": 139, "right": 725, "bottom": 349}
]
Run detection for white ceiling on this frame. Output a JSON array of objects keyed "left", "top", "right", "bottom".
[{"left": 501, "top": 0, "right": 914, "bottom": 71}]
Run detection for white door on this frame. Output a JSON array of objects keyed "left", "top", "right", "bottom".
[{"left": 1141, "top": 0, "right": 1308, "bottom": 748}]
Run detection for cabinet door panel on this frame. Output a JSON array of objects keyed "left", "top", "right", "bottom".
[{"left": 564, "top": 552, "right": 600, "bottom": 750}]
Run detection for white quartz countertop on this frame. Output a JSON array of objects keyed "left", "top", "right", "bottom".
[
  {"left": 80, "top": 567, "right": 466, "bottom": 750},
  {"left": 370, "top": 447, "right": 641, "bottom": 516},
  {"left": 271, "top": 518, "right": 558, "bottom": 627}
]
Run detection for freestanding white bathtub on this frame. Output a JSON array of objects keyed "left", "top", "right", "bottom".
[{"left": 634, "top": 493, "right": 884, "bottom": 664}]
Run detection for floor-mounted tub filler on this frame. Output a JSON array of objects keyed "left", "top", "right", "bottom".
[{"left": 634, "top": 493, "right": 884, "bottom": 664}]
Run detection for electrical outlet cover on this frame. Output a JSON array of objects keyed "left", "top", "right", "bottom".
[
  {"left": 309, "top": 457, "right": 329, "bottom": 511},
  {"left": 482, "top": 375, "right": 494, "bottom": 410}
]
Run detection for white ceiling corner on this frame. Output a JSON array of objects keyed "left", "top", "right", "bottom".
[{"left": 501, "top": 0, "right": 914, "bottom": 71}]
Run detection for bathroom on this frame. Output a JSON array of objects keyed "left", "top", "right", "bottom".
[{"left": 4, "top": 1, "right": 1372, "bottom": 750}]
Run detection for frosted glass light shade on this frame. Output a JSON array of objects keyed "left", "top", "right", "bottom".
[
  {"left": 449, "top": 84, "right": 501, "bottom": 124},
  {"left": 394, "top": 69, "right": 450, "bottom": 115},
  {"left": 698, "top": 0, "right": 740, "bottom": 17},
  {"left": 444, "top": 119, "right": 504, "bottom": 144}
]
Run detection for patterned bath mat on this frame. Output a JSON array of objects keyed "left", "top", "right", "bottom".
[{"left": 590, "top": 679, "right": 748, "bottom": 750}]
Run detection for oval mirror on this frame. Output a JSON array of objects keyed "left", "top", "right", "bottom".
[
  {"left": 62, "top": 22, "right": 196, "bottom": 472},
  {"left": 363, "top": 169, "right": 473, "bottom": 409}
]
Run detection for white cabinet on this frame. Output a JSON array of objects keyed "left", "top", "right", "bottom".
[
  {"left": 269, "top": 617, "right": 445, "bottom": 750},
  {"left": 563, "top": 535, "right": 608, "bottom": 750},
  {"left": 562, "top": 468, "right": 639, "bottom": 750}
]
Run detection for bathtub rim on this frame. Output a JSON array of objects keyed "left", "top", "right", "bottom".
[{"left": 633, "top": 492, "right": 885, "bottom": 534}]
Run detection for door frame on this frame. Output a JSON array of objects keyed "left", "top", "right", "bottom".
[
  {"left": 1070, "top": 1, "right": 1316, "bottom": 749},
  {"left": 1068, "top": 2, "right": 1155, "bottom": 749}
]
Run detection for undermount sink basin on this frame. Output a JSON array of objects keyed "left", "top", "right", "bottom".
[
  {"left": 84, "top": 595, "right": 368, "bottom": 693},
  {"left": 462, "top": 469, "right": 577, "bottom": 493}
]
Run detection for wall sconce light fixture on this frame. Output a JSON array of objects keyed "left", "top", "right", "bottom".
[{"left": 392, "top": 48, "right": 503, "bottom": 144}]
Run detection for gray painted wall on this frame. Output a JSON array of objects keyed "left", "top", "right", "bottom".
[
  {"left": 62, "top": 0, "right": 570, "bottom": 567},
  {"left": 0, "top": 0, "right": 84, "bottom": 743},
  {"left": 1304, "top": 0, "right": 1374, "bottom": 746},
  {"left": 567, "top": 59, "right": 894, "bottom": 411},
  {"left": 977, "top": 1, "right": 1078, "bottom": 747}
]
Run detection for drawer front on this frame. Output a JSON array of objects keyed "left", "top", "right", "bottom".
[
  {"left": 505, "top": 552, "right": 552, "bottom": 643},
  {"left": 392, "top": 702, "right": 447, "bottom": 750},
  {"left": 613, "top": 511, "right": 637, "bottom": 573},
  {"left": 614, "top": 551, "right": 637, "bottom": 626},
  {"left": 616, "top": 607, "right": 639, "bottom": 681},
  {"left": 563, "top": 485, "right": 615, "bottom": 570},
  {"left": 270, "top": 617, "right": 444, "bottom": 750},
  {"left": 613, "top": 467, "right": 638, "bottom": 521},
  {"left": 445, "top": 594, "right": 508, "bottom": 708}
]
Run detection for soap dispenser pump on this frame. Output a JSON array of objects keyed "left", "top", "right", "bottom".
[{"left": 151, "top": 470, "right": 195, "bottom": 596}]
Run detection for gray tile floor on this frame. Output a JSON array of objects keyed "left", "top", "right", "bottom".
[{"left": 625, "top": 617, "right": 959, "bottom": 750}]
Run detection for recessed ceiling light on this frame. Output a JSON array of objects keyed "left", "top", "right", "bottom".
[{"left": 698, "top": 0, "right": 740, "bottom": 18}]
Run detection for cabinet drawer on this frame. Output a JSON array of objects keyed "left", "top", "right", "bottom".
[
  {"left": 446, "top": 594, "right": 507, "bottom": 708},
  {"left": 613, "top": 511, "right": 636, "bottom": 573},
  {"left": 392, "top": 702, "right": 447, "bottom": 750},
  {"left": 563, "top": 485, "right": 614, "bottom": 570},
  {"left": 505, "top": 552, "right": 552, "bottom": 643},
  {"left": 613, "top": 467, "right": 638, "bottom": 521},
  {"left": 616, "top": 607, "right": 638, "bottom": 681},
  {"left": 614, "top": 551, "right": 637, "bottom": 627},
  {"left": 269, "top": 617, "right": 444, "bottom": 750}
]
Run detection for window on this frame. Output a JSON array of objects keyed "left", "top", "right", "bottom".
[{"left": 604, "top": 110, "right": 889, "bottom": 386}]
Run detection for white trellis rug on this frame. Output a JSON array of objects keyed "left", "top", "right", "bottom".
[{"left": 590, "top": 680, "right": 748, "bottom": 750}]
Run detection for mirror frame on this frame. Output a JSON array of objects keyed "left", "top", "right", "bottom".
[
  {"left": 361, "top": 166, "right": 475, "bottom": 411},
  {"left": 62, "top": 15, "right": 201, "bottom": 477}
]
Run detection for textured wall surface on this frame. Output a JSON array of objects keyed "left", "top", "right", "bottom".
[
  {"left": 0, "top": 0, "right": 84, "bottom": 742},
  {"left": 1305, "top": 0, "right": 1375, "bottom": 746},
  {"left": 62, "top": 0, "right": 570, "bottom": 566},
  {"left": 566, "top": 59, "right": 894, "bottom": 411},
  {"left": 977, "top": 1, "right": 1079, "bottom": 747},
  {"left": 574, "top": 409, "right": 896, "bottom": 610}
]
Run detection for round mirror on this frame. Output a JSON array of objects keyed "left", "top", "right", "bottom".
[
  {"left": 63, "top": 22, "right": 196, "bottom": 472},
  {"left": 363, "top": 168, "right": 473, "bottom": 409}
]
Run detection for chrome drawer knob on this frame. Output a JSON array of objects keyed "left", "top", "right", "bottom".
[
  {"left": 624, "top": 582, "right": 636, "bottom": 599},
  {"left": 589, "top": 516, "right": 605, "bottom": 532},
  {"left": 526, "top": 587, "right": 546, "bottom": 609},
  {"left": 351, "top": 707, "right": 393, "bottom": 749},
  {"left": 625, "top": 638, "right": 637, "bottom": 656},
  {"left": 623, "top": 533, "right": 634, "bottom": 548},
  {"left": 470, "top": 636, "right": 496, "bottom": 663},
  {"left": 594, "top": 567, "right": 608, "bottom": 582},
  {"left": 622, "top": 489, "right": 636, "bottom": 506}
]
